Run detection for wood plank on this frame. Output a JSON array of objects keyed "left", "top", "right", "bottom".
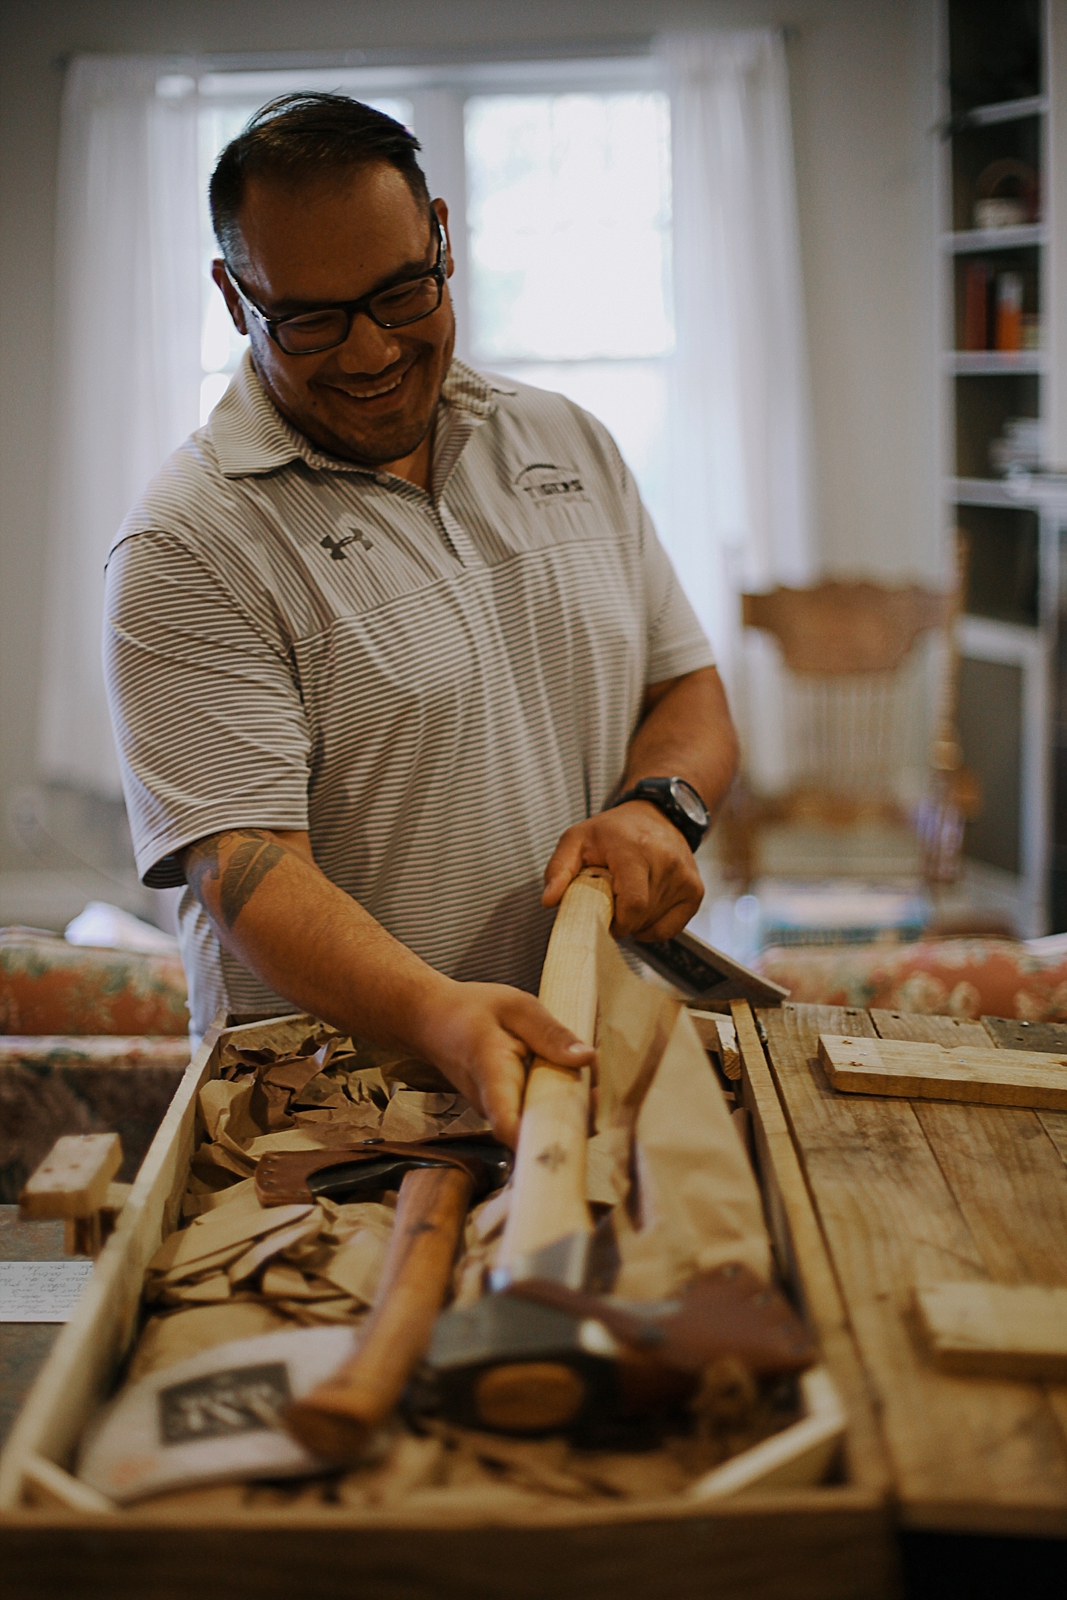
[
  {"left": 981, "top": 1017, "right": 1067, "bottom": 1053},
  {"left": 0, "top": 1494, "right": 896, "bottom": 1600},
  {"left": 690, "top": 1012, "right": 740, "bottom": 1079},
  {"left": 980, "top": 1016, "right": 1067, "bottom": 1177},
  {"left": 761, "top": 1002, "right": 1067, "bottom": 1536},
  {"left": 818, "top": 1033, "right": 1067, "bottom": 1111},
  {"left": 871, "top": 1012, "right": 1067, "bottom": 1288},
  {"left": 18, "top": 1135, "right": 123, "bottom": 1222},
  {"left": 916, "top": 1282, "right": 1067, "bottom": 1380},
  {"left": 734, "top": 1005, "right": 892, "bottom": 1505},
  {"left": 875, "top": 1010, "right": 1067, "bottom": 1469}
]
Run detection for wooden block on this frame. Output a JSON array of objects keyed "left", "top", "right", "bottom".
[
  {"left": 917, "top": 1282, "right": 1067, "bottom": 1380},
  {"left": 818, "top": 1033, "right": 1067, "bottom": 1111},
  {"left": 18, "top": 1134, "right": 123, "bottom": 1221},
  {"left": 691, "top": 1011, "right": 741, "bottom": 1079}
]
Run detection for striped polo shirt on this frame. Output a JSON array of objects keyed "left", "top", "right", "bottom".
[{"left": 104, "top": 353, "right": 713, "bottom": 1034}]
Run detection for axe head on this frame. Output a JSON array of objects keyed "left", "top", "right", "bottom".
[
  {"left": 413, "top": 1263, "right": 815, "bottom": 1443},
  {"left": 410, "top": 1292, "right": 623, "bottom": 1440}
]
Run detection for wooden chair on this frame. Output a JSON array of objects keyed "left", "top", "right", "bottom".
[{"left": 718, "top": 574, "right": 979, "bottom": 891}]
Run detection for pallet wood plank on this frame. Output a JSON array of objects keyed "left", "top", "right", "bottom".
[
  {"left": 981, "top": 1017, "right": 1067, "bottom": 1053},
  {"left": 761, "top": 1003, "right": 1067, "bottom": 1535},
  {"left": 916, "top": 1282, "right": 1067, "bottom": 1380},
  {"left": 818, "top": 1032, "right": 1067, "bottom": 1111},
  {"left": 979, "top": 1015, "right": 1067, "bottom": 1178},
  {"left": 866, "top": 1013, "right": 1067, "bottom": 1491},
  {"left": 871, "top": 1012, "right": 1067, "bottom": 1289},
  {"left": 734, "top": 1004, "right": 892, "bottom": 1505}
]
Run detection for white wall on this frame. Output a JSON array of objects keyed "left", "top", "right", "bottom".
[{"left": 0, "top": 0, "right": 936, "bottom": 893}]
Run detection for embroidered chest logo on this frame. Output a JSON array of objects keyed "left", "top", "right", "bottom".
[
  {"left": 321, "top": 525, "right": 374, "bottom": 560},
  {"left": 515, "top": 463, "right": 588, "bottom": 506}
]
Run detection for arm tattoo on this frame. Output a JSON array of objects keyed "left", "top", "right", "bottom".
[{"left": 184, "top": 829, "right": 286, "bottom": 930}]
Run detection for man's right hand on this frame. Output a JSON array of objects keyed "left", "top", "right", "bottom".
[
  {"left": 181, "top": 826, "right": 593, "bottom": 1149},
  {"left": 412, "top": 980, "right": 595, "bottom": 1148}
]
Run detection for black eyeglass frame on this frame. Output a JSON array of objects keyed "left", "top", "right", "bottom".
[{"left": 223, "top": 218, "right": 448, "bottom": 355}]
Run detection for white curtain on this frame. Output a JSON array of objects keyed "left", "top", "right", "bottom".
[
  {"left": 38, "top": 56, "right": 202, "bottom": 796},
  {"left": 655, "top": 29, "right": 816, "bottom": 695}
]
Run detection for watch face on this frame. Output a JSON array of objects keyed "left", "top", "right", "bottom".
[{"left": 669, "top": 778, "right": 710, "bottom": 827}]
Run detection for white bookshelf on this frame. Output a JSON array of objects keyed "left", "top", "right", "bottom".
[{"left": 936, "top": 0, "right": 1064, "bottom": 935}]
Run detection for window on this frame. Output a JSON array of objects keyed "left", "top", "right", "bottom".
[{"left": 193, "top": 63, "right": 672, "bottom": 537}]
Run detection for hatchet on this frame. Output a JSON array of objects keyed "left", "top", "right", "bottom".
[
  {"left": 268, "top": 866, "right": 611, "bottom": 1460},
  {"left": 261, "top": 1134, "right": 510, "bottom": 1461}
]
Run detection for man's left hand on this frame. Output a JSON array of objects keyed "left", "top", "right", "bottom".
[{"left": 542, "top": 801, "right": 704, "bottom": 941}]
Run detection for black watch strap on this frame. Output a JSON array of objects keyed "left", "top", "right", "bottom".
[{"left": 609, "top": 777, "right": 711, "bottom": 853}]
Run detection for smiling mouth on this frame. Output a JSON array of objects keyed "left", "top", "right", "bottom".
[{"left": 333, "top": 368, "right": 409, "bottom": 402}]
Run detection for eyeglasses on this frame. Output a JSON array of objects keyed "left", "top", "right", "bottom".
[{"left": 224, "top": 219, "right": 447, "bottom": 355}]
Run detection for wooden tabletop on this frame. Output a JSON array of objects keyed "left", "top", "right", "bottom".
[{"left": 758, "top": 1004, "right": 1067, "bottom": 1540}]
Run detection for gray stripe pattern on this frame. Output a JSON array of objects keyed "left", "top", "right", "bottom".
[{"left": 104, "top": 355, "right": 713, "bottom": 1033}]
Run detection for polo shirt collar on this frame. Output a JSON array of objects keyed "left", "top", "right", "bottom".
[{"left": 210, "top": 351, "right": 514, "bottom": 481}]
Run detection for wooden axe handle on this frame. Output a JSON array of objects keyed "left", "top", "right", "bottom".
[
  {"left": 497, "top": 867, "right": 613, "bottom": 1273},
  {"left": 284, "top": 1161, "right": 474, "bottom": 1460}
]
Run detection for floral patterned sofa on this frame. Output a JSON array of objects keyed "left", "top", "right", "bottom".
[
  {"left": 0, "top": 928, "right": 190, "bottom": 1201},
  {"left": 756, "top": 937, "right": 1067, "bottom": 1022}
]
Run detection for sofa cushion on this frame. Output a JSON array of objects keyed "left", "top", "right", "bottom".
[
  {"left": 756, "top": 938, "right": 1067, "bottom": 1022},
  {"left": 0, "top": 930, "right": 188, "bottom": 1036}
]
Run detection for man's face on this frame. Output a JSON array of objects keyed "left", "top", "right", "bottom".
[{"left": 213, "top": 163, "right": 455, "bottom": 474}]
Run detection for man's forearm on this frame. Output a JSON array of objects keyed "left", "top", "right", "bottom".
[
  {"left": 182, "top": 828, "right": 453, "bottom": 1057},
  {"left": 619, "top": 666, "right": 739, "bottom": 816}
]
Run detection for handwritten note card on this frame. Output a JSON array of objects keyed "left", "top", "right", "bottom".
[{"left": 0, "top": 1260, "right": 94, "bottom": 1321}]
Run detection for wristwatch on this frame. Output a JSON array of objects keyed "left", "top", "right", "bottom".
[{"left": 609, "top": 777, "right": 711, "bottom": 853}]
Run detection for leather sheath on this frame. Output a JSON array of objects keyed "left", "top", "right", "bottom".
[
  {"left": 507, "top": 1261, "right": 815, "bottom": 1378},
  {"left": 256, "top": 1133, "right": 510, "bottom": 1207}
]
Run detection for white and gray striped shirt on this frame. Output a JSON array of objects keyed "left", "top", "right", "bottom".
[{"left": 105, "top": 354, "right": 713, "bottom": 1034}]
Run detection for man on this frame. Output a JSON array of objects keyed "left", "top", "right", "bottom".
[{"left": 104, "top": 94, "right": 738, "bottom": 1145}]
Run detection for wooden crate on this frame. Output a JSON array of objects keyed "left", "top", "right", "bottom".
[
  {"left": 757, "top": 1003, "right": 1067, "bottom": 1541},
  {"left": 0, "top": 1009, "right": 896, "bottom": 1600}
]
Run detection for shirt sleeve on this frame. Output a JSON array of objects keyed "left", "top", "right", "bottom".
[
  {"left": 589, "top": 416, "right": 715, "bottom": 685},
  {"left": 104, "top": 529, "right": 312, "bottom": 888},
  {"left": 639, "top": 500, "right": 717, "bottom": 684}
]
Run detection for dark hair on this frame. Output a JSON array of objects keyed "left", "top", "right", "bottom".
[{"left": 209, "top": 92, "right": 430, "bottom": 267}]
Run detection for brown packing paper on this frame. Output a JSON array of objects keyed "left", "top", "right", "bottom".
[
  {"left": 318, "top": 1228, "right": 389, "bottom": 1304},
  {"left": 191, "top": 1141, "right": 256, "bottom": 1183},
  {"left": 445, "top": 1102, "right": 492, "bottom": 1135},
  {"left": 321, "top": 1198, "right": 397, "bottom": 1239},
  {"left": 228, "top": 1213, "right": 325, "bottom": 1284},
  {"left": 596, "top": 926, "right": 682, "bottom": 1135},
  {"left": 161, "top": 1275, "right": 232, "bottom": 1305},
  {"left": 589, "top": 928, "right": 681, "bottom": 1213},
  {"left": 147, "top": 1198, "right": 315, "bottom": 1275},
  {"left": 216, "top": 1013, "right": 327, "bottom": 1072},
  {"left": 244, "top": 1128, "right": 330, "bottom": 1159},
  {"left": 612, "top": 1003, "right": 772, "bottom": 1299},
  {"left": 379, "top": 1088, "right": 458, "bottom": 1141},
  {"left": 260, "top": 1264, "right": 337, "bottom": 1300},
  {"left": 198, "top": 1078, "right": 261, "bottom": 1145},
  {"left": 128, "top": 1302, "right": 293, "bottom": 1380},
  {"left": 183, "top": 1177, "right": 258, "bottom": 1218}
]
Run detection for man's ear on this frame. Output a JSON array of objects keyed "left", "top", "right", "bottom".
[
  {"left": 432, "top": 199, "right": 455, "bottom": 279},
  {"left": 211, "top": 258, "right": 249, "bottom": 336}
]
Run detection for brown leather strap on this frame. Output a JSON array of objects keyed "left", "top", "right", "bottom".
[{"left": 256, "top": 1136, "right": 507, "bottom": 1206}]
